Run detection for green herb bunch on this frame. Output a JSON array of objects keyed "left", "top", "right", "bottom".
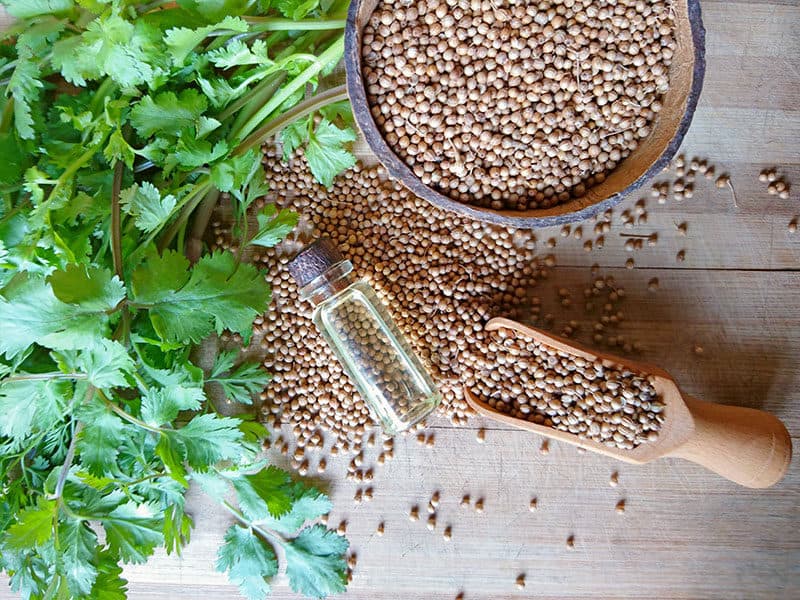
[{"left": 0, "top": 1, "right": 357, "bottom": 598}]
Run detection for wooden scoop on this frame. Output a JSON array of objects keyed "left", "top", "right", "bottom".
[{"left": 464, "top": 317, "right": 792, "bottom": 488}]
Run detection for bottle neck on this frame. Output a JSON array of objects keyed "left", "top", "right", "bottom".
[{"left": 298, "top": 260, "right": 356, "bottom": 305}]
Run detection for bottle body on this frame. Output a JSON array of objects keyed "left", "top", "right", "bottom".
[{"left": 311, "top": 279, "right": 440, "bottom": 434}]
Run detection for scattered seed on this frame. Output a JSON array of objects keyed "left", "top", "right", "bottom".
[
  {"left": 789, "top": 218, "right": 798, "bottom": 233},
  {"left": 516, "top": 574, "right": 526, "bottom": 589},
  {"left": 425, "top": 434, "right": 435, "bottom": 448},
  {"left": 693, "top": 344, "right": 704, "bottom": 355},
  {"left": 337, "top": 520, "right": 347, "bottom": 534},
  {"left": 354, "top": 489, "right": 363, "bottom": 504},
  {"left": 364, "top": 488, "right": 374, "bottom": 502},
  {"left": 676, "top": 249, "right": 686, "bottom": 263},
  {"left": 610, "top": 471, "right": 619, "bottom": 487},
  {"left": 616, "top": 499, "right": 626, "bottom": 514},
  {"left": 625, "top": 258, "right": 635, "bottom": 270},
  {"left": 427, "top": 515, "right": 436, "bottom": 531},
  {"left": 566, "top": 535, "right": 575, "bottom": 549},
  {"left": 460, "top": 494, "right": 471, "bottom": 508},
  {"left": 474, "top": 498, "right": 484, "bottom": 513},
  {"left": 443, "top": 525, "right": 452, "bottom": 541},
  {"left": 409, "top": 506, "right": 419, "bottom": 522},
  {"left": 476, "top": 428, "right": 486, "bottom": 443},
  {"left": 320, "top": 513, "right": 329, "bottom": 525},
  {"left": 529, "top": 498, "right": 538, "bottom": 512},
  {"left": 648, "top": 278, "right": 659, "bottom": 292},
  {"left": 347, "top": 553, "right": 357, "bottom": 569},
  {"left": 376, "top": 522, "right": 385, "bottom": 536},
  {"left": 540, "top": 440, "right": 550, "bottom": 455}
]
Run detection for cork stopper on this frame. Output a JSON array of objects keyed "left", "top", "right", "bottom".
[{"left": 287, "top": 238, "right": 345, "bottom": 288}]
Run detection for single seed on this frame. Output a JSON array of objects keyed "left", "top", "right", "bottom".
[
  {"left": 616, "top": 499, "right": 626, "bottom": 514},
  {"left": 610, "top": 471, "right": 619, "bottom": 487},
  {"left": 529, "top": 498, "right": 538, "bottom": 512},
  {"left": 364, "top": 488, "right": 374, "bottom": 502},
  {"left": 516, "top": 574, "right": 526, "bottom": 589},
  {"left": 676, "top": 249, "right": 686, "bottom": 263},
  {"left": 427, "top": 515, "right": 436, "bottom": 531},
  {"left": 566, "top": 535, "right": 575, "bottom": 549},
  {"left": 474, "top": 498, "right": 484, "bottom": 513},
  {"left": 347, "top": 554, "right": 357, "bottom": 569},
  {"left": 426, "top": 434, "right": 435, "bottom": 447},
  {"left": 693, "top": 344, "right": 704, "bottom": 355},
  {"left": 476, "top": 428, "right": 486, "bottom": 443},
  {"left": 409, "top": 506, "right": 419, "bottom": 521},
  {"left": 625, "top": 258, "right": 635, "bottom": 270},
  {"left": 337, "top": 520, "right": 347, "bottom": 534},
  {"left": 354, "top": 489, "right": 363, "bottom": 504},
  {"left": 376, "top": 522, "right": 385, "bottom": 536},
  {"left": 443, "top": 525, "right": 452, "bottom": 541},
  {"left": 540, "top": 440, "right": 550, "bottom": 455},
  {"left": 648, "top": 278, "right": 659, "bottom": 292},
  {"left": 317, "top": 458, "right": 327, "bottom": 474},
  {"left": 320, "top": 513, "right": 329, "bottom": 525},
  {"left": 460, "top": 494, "right": 471, "bottom": 508},
  {"left": 789, "top": 218, "right": 798, "bottom": 233}
]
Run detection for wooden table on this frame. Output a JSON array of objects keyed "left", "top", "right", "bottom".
[{"left": 1, "top": 2, "right": 799, "bottom": 599}]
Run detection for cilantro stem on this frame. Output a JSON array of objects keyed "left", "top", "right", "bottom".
[
  {"left": 235, "top": 84, "right": 348, "bottom": 156},
  {"left": 244, "top": 18, "right": 347, "bottom": 31},
  {"left": 235, "top": 35, "right": 345, "bottom": 142},
  {"left": 1, "top": 372, "right": 88, "bottom": 382},
  {"left": 53, "top": 421, "right": 83, "bottom": 501},
  {"left": 155, "top": 178, "right": 214, "bottom": 254},
  {"left": 111, "top": 161, "right": 124, "bottom": 280},
  {"left": 217, "top": 72, "right": 286, "bottom": 124},
  {"left": 219, "top": 499, "right": 288, "bottom": 546},
  {"left": 186, "top": 188, "right": 220, "bottom": 264},
  {"left": 101, "top": 392, "right": 162, "bottom": 434}
]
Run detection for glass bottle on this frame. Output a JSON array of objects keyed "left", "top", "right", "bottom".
[{"left": 288, "top": 237, "right": 441, "bottom": 434}]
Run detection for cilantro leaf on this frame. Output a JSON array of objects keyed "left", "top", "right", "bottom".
[
  {"left": 304, "top": 119, "right": 356, "bottom": 188},
  {"left": 206, "top": 39, "right": 272, "bottom": 69},
  {"left": 120, "top": 182, "right": 177, "bottom": 234},
  {"left": 103, "top": 128, "right": 136, "bottom": 169},
  {"left": 48, "top": 265, "right": 126, "bottom": 311},
  {"left": 129, "top": 90, "right": 209, "bottom": 139},
  {"left": 276, "top": 0, "right": 320, "bottom": 20},
  {"left": 90, "top": 551, "right": 129, "bottom": 600},
  {"left": 100, "top": 502, "right": 164, "bottom": 564},
  {"left": 2, "top": 0, "right": 73, "bottom": 18},
  {"left": 3, "top": 499, "right": 56, "bottom": 550},
  {"left": 0, "top": 273, "right": 120, "bottom": 359},
  {"left": 77, "top": 401, "right": 127, "bottom": 476},
  {"left": 249, "top": 204, "right": 298, "bottom": 249},
  {"left": 0, "top": 379, "right": 69, "bottom": 446},
  {"left": 209, "top": 351, "right": 271, "bottom": 405},
  {"left": 280, "top": 116, "right": 310, "bottom": 160},
  {"left": 170, "top": 413, "right": 244, "bottom": 469},
  {"left": 73, "top": 339, "right": 135, "bottom": 389},
  {"left": 7, "top": 47, "right": 43, "bottom": 139},
  {"left": 175, "top": 135, "right": 229, "bottom": 169},
  {"left": 131, "top": 250, "right": 270, "bottom": 344},
  {"left": 282, "top": 525, "right": 348, "bottom": 599},
  {"left": 190, "top": 470, "right": 230, "bottom": 501},
  {"left": 164, "top": 16, "right": 249, "bottom": 65},
  {"left": 59, "top": 518, "right": 98, "bottom": 597},
  {"left": 232, "top": 466, "right": 294, "bottom": 520},
  {"left": 141, "top": 385, "right": 204, "bottom": 426},
  {"left": 216, "top": 525, "right": 278, "bottom": 600},
  {"left": 211, "top": 150, "right": 261, "bottom": 194},
  {"left": 260, "top": 483, "right": 332, "bottom": 536}
]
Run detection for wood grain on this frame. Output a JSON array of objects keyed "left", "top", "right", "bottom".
[{"left": 1, "top": 1, "right": 799, "bottom": 599}]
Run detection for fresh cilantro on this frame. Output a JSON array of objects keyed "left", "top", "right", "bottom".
[
  {"left": 304, "top": 118, "right": 357, "bottom": 188},
  {"left": 249, "top": 204, "right": 299, "bottom": 249},
  {"left": 0, "top": 0, "right": 352, "bottom": 597},
  {"left": 120, "top": 182, "right": 177, "bottom": 234},
  {"left": 131, "top": 250, "right": 270, "bottom": 344},
  {"left": 210, "top": 350, "right": 272, "bottom": 405},
  {"left": 216, "top": 525, "right": 278, "bottom": 600},
  {"left": 283, "top": 525, "right": 349, "bottom": 598}
]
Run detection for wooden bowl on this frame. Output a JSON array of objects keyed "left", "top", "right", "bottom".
[{"left": 345, "top": 1, "right": 706, "bottom": 228}]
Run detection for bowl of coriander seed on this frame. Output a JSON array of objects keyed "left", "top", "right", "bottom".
[{"left": 344, "top": 0, "right": 705, "bottom": 228}]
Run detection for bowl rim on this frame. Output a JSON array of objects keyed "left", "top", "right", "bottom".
[{"left": 344, "top": 0, "right": 707, "bottom": 229}]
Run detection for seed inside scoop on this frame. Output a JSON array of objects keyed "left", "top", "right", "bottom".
[{"left": 466, "top": 327, "right": 665, "bottom": 449}]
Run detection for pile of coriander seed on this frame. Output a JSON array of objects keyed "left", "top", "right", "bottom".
[
  {"left": 212, "top": 150, "right": 545, "bottom": 448},
  {"left": 361, "top": 0, "right": 676, "bottom": 210},
  {"left": 464, "top": 326, "right": 664, "bottom": 449}
]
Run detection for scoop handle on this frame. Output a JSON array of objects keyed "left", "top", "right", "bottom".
[{"left": 669, "top": 396, "right": 792, "bottom": 488}]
